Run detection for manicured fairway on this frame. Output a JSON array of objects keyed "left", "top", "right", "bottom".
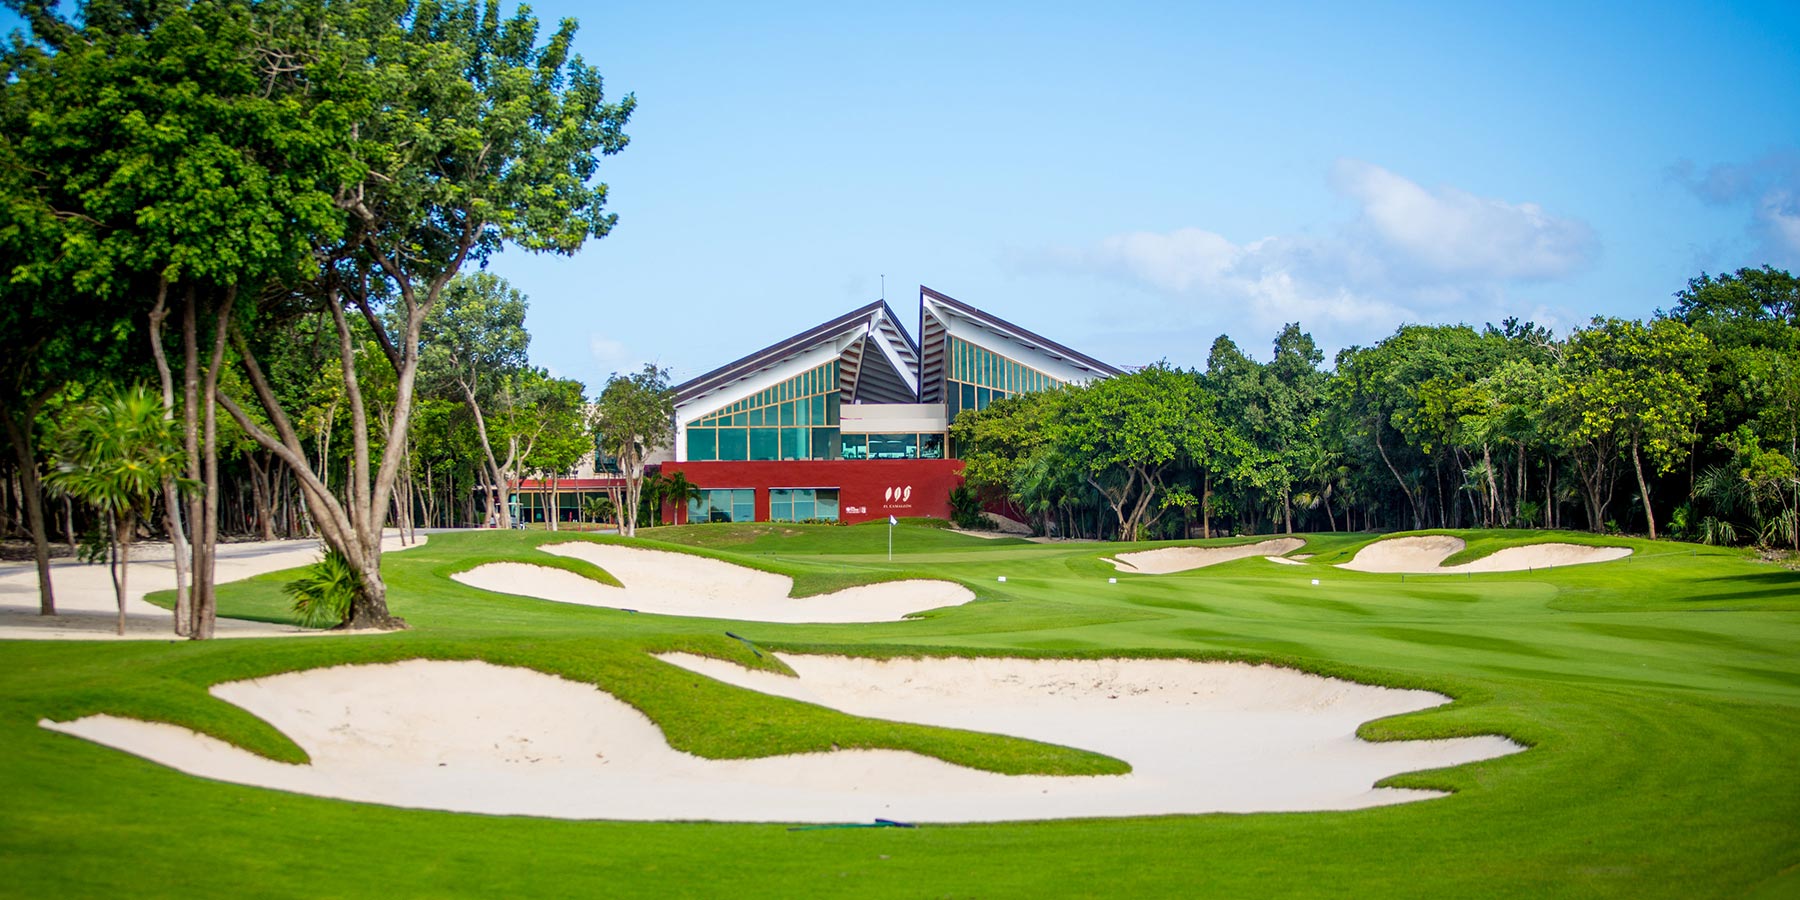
[{"left": 2, "top": 525, "right": 1797, "bottom": 898}]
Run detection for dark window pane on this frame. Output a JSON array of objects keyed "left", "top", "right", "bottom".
[
  {"left": 688, "top": 428, "right": 717, "bottom": 461},
  {"left": 718, "top": 428, "right": 748, "bottom": 460},
  {"left": 750, "top": 427, "right": 779, "bottom": 460},
  {"left": 780, "top": 427, "right": 804, "bottom": 459},
  {"left": 920, "top": 433, "right": 944, "bottom": 459}
]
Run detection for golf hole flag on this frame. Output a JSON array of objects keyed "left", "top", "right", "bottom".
[{"left": 889, "top": 515, "right": 898, "bottom": 526}]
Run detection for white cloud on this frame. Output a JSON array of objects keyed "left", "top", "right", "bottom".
[
  {"left": 1042, "top": 160, "right": 1596, "bottom": 351},
  {"left": 1330, "top": 160, "right": 1597, "bottom": 280}
]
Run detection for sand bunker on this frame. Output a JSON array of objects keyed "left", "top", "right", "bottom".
[
  {"left": 0, "top": 533, "right": 425, "bottom": 641},
  {"left": 450, "top": 542, "right": 973, "bottom": 623},
  {"left": 44, "top": 655, "right": 1521, "bottom": 823},
  {"left": 1337, "top": 535, "right": 1631, "bottom": 574},
  {"left": 1110, "top": 538, "right": 1307, "bottom": 574}
]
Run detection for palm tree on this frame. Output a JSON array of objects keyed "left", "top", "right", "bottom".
[
  {"left": 658, "top": 470, "right": 704, "bottom": 525},
  {"left": 580, "top": 495, "right": 613, "bottom": 531},
  {"left": 45, "top": 387, "right": 192, "bottom": 635}
]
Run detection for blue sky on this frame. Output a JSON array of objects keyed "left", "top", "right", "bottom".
[{"left": 17, "top": 1, "right": 1800, "bottom": 384}]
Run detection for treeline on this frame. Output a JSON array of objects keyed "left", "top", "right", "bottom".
[
  {"left": 0, "top": 0, "right": 634, "bottom": 634},
  {"left": 952, "top": 266, "right": 1799, "bottom": 548}
]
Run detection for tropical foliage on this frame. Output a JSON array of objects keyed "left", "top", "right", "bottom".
[{"left": 955, "top": 268, "right": 1799, "bottom": 546}]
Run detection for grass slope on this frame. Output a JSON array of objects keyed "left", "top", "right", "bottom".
[{"left": 3, "top": 524, "right": 1798, "bottom": 898}]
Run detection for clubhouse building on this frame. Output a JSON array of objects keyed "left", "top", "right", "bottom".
[{"left": 656, "top": 286, "right": 1121, "bottom": 525}]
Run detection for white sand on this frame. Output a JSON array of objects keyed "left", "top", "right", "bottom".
[
  {"left": 1337, "top": 535, "right": 1632, "bottom": 574},
  {"left": 1266, "top": 555, "right": 1305, "bottom": 565},
  {"left": 43, "top": 655, "right": 1522, "bottom": 823},
  {"left": 450, "top": 542, "right": 973, "bottom": 623},
  {"left": 1110, "top": 538, "right": 1308, "bottom": 574},
  {"left": 0, "top": 533, "right": 426, "bottom": 641}
]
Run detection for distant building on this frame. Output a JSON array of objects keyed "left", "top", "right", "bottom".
[{"left": 658, "top": 285, "right": 1121, "bottom": 525}]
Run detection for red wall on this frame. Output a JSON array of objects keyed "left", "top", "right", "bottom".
[{"left": 661, "top": 459, "right": 964, "bottom": 524}]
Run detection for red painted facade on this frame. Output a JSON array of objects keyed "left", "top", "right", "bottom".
[{"left": 660, "top": 459, "right": 965, "bottom": 524}]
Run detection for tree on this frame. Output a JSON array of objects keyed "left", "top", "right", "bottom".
[
  {"left": 1051, "top": 364, "right": 1218, "bottom": 541},
  {"left": 4, "top": 0, "right": 372, "bottom": 637},
  {"left": 219, "top": 0, "right": 634, "bottom": 628},
  {"left": 593, "top": 365, "right": 673, "bottom": 537},
  {"left": 420, "top": 273, "right": 530, "bottom": 527},
  {"left": 1552, "top": 317, "right": 1708, "bottom": 538},
  {"left": 523, "top": 376, "right": 592, "bottom": 531},
  {"left": 43, "top": 387, "right": 191, "bottom": 635}
]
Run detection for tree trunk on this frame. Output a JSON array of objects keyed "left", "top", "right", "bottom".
[
  {"left": 3, "top": 397, "right": 56, "bottom": 615},
  {"left": 182, "top": 287, "right": 206, "bottom": 636},
  {"left": 192, "top": 291, "right": 233, "bottom": 640},
  {"left": 1282, "top": 490, "right": 1293, "bottom": 534},
  {"left": 1201, "top": 469, "right": 1211, "bottom": 539},
  {"left": 1373, "top": 420, "right": 1422, "bottom": 529},
  {"left": 62, "top": 495, "right": 75, "bottom": 556},
  {"left": 114, "top": 513, "right": 134, "bottom": 636},
  {"left": 247, "top": 452, "right": 277, "bottom": 541},
  {"left": 1483, "top": 444, "right": 1500, "bottom": 527},
  {"left": 1630, "top": 438, "right": 1656, "bottom": 540}
]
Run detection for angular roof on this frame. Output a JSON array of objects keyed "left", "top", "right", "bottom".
[
  {"left": 916, "top": 285, "right": 1123, "bottom": 403},
  {"left": 672, "top": 300, "right": 920, "bottom": 408}
]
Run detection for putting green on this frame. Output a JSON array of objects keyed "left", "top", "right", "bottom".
[{"left": 2, "top": 525, "right": 1797, "bottom": 898}]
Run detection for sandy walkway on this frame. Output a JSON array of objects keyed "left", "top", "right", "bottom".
[
  {"left": 44, "top": 655, "right": 1521, "bottom": 823},
  {"left": 450, "top": 542, "right": 973, "bottom": 623},
  {"left": 1337, "top": 535, "right": 1631, "bottom": 574},
  {"left": 1110, "top": 538, "right": 1307, "bottom": 574},
  {"left": 0, "top": 533, "right": 426, "bottom": 640}
]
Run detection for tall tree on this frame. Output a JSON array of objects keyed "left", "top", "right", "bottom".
[
  {"left": 1553, "top": 317, "right": 1708, "bottom": 538},
  {"left": 219, "top": 0, "right": 634, "bottom": 627},
  {"left": 420, "top": 273, "right": 530, "bottom": 527},
  {"left": 594, "top": 365, "right": 673, "bottom": 538},
  {"left": 1051, "top": 364, "right": 1218, "bottom": 541}
]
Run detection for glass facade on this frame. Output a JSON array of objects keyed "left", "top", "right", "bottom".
[
  {"left": 689, "top": 488, "right": 756, "bottom": 523},
  {"left": 840, "top": 432, "right": 945, "bottom": 460},
  {"left": 769, "top": 488, "right": 840, "bottom": 522},
  {"left": 685, "top": 361, "right": 841, "bottom": 461},
  {"left": 945, "top": 336, "right": 1061, "bottom": 421}
]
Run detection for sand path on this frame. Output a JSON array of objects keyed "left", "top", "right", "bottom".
[
  {"left": 1110, "top": 538, "right": 1307, "bottom": 574},
  {"left": 0, "top": 533, "right": 426, "bottom": 641},
  {"left": 1337, "top": 535, "right": 1631, "bottom": 574},
  {"left": 451, "top": 542, "right": 973, "bottom": 623},
  {"left": 44, "top": 655, "right": 1521, "bottom": 822}
]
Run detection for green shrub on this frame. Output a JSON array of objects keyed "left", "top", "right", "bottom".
[
  {"left": 949, "top": 484, "right": 998, "bottom": 530},
  {"left": 282, "top": 547, "right": 361, "bottom": 628}
]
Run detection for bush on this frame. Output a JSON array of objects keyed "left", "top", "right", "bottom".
[
  {"left": 283, "top": 547, "right": 362, "bottom": 628},
  {"left": 949, "top": 484, "right": 997, "bottom": 530}
]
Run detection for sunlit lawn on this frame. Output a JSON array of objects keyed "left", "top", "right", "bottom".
[{"left": 2, "top": 524, "right": 1797, "bottom": 897}]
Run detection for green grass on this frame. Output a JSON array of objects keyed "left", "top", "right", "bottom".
[{"left": 4, "top": 524, "right": 1799, "bottom": 898}]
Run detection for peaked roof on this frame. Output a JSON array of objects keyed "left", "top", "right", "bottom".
[
  {"left": 919, "top": 286, "right": 1124, "bottom": 378},
  {"left": 672, "top": 300, "right": 919, "bottom": 407}
]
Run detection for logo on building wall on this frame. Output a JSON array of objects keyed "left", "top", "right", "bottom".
[{"left": 883, "top": 486, "right": 913, "bottom": 504}]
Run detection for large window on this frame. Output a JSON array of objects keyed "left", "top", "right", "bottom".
[
  {"left": 945, "top": 337, "right": 1061, "bottom": 420},
  {"left": 685, "top": 361, "right": 841, "bottom": 461},
  {"left": 769, "top": 488, "right": 839, "bottom": 522},
  {"left": 688, "top": 489, "right": 755, "bottom": 523},
  {"left": 840, "top": 432, "right": 945, "bottom": 460}
]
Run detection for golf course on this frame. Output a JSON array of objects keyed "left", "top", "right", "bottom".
[{"left": 2, "top": 523, "right": 1797, "bottom": 897}]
